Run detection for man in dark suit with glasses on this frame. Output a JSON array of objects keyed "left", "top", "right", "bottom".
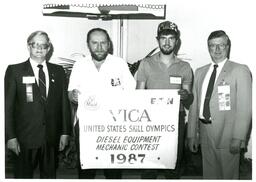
[{"left": 5, "top": 30, "right": 71, "bottom": 178}]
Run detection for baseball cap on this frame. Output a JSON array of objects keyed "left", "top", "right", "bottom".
[{"left": 157, "top": 21, "right": 179, "bottom": 37}]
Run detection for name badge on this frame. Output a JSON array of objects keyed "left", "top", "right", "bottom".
[
  {"left": 218, "top": 84, "right": 231, "bottom": 111},
  {"left": 23, "top": 76, "right": 35, "bottom": 84},
  {"left": 26, "top": 84, "right": 33, "bottom": 102},
  {"left": 170, "top": 76, "right": 182, "bottom": 84}
]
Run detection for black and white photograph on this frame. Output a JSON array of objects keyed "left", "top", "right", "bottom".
[{"left": 0, "top": 0, "right": 254, "bottom": 181}]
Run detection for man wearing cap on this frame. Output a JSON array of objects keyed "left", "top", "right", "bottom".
[
  {"left": 136, "top": 21, "right": 193, "bottom": 179},
  {"left": 187, "top": 30, "right": 252, "bottom": 179}
]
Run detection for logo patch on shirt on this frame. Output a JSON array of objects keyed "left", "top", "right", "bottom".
[
  {"left": 111, "top": 78, "right": 121, "bottom": 87},
  {"left": 84, "top": 95, "right": 99, "bottom": 110}
]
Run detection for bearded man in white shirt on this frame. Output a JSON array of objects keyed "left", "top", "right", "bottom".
[{"left": 68, "top": 28, "right": 135, "bottom": 179}]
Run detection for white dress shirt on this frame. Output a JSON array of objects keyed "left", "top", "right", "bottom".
[
  {"left": 199, "top": 58, "right": 227, "bottom": 119},
  {"left": 29, "top": 59, "right": 49, "bottom": 96}
]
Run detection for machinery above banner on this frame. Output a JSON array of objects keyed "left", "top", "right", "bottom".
[{"left": 42, "top": 3, "right": 166, "bottom": 20}]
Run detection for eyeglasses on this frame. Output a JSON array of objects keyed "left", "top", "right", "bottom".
[
  {"left": 209, "top": 44, "right": 227, "bottom": 50},
  {"left": 29, "top": 42, "right": 50, "bottom": 49}
]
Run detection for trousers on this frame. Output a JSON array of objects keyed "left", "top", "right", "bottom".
[
  {"left": 13, "top": 142, "right": 57, "bottom": 178},
  {"left": 141, "top": 112, "right": 186, "bottom": 179}
]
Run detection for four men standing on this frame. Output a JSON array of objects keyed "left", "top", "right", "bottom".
[{"left": 4, "top": 25, "right": 252, "bottom": 179}]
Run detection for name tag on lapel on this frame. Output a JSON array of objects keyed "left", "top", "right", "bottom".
[
  {"left": 26, "top": 84, "right": 33, "bottom": 102},
  {"left": 22, "top": 76, "right": 35, "bottom": 84},
  {"left": 218, "top": 84, "right": 231, "bottom": 111}
]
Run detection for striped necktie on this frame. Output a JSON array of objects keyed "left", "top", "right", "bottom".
[{"left": 37, "top": 64, "right": 46, "bottom": 101}]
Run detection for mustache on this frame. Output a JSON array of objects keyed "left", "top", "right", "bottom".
[{"left": 162, "top": 45, "right": 171, "bottom": 48}]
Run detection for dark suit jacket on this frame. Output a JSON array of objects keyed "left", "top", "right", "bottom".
[{"left": 5, "top": 59, "right": 71, "bottom": 148}]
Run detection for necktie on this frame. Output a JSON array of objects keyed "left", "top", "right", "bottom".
[
  {"left": 203, "top": 64, "right": 218, "bottom": 120},
  {"left": 37, "top": 64, "right": 46, "bottom": 101}
]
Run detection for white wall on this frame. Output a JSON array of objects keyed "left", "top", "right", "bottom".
[
  {"left": 125, "top": 19, "right": 162, "bottom": 63},
  {"left": 125, "top": 0, "right": 256, "bottom": 72},
  {"left": 1, "top": 0, "right": 255, "bottom": 178}
]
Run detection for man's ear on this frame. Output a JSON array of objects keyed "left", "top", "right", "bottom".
[
  {"left": 47, "top": 46, "right": 51, "bottom": 53},
  {"left": 27, "top": 44, "right": 32, "bottom": 52},
  {"left": 175, "top": 40, "right": 179, "bottom": 46},
  {"left": 155, "top": 37, "right": 160, "bottom": 45}
]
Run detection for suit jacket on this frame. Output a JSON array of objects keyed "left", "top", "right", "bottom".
[
  {"left": 187, "top": 60, "right": 252, "bottom": 148},
  {"left": 5, "top": 60, "right": 71, "bottom": 148}
]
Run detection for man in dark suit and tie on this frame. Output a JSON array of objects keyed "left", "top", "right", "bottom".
[
  {"left": 5, "top": 30, "right": 71, "bottom": 178},
  {"left": 187, "top": 30, "right": 252, "bottom": 179}
]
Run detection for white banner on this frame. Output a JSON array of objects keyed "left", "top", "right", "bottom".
[{"left": 78, "top": 90, "right": 180, "bottom": 169}]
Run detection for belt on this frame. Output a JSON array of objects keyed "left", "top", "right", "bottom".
[{"left": 199, "top": 118, "right": 212, "bottom": 124}]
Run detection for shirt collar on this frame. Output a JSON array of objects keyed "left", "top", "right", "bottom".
[
  {"left": 211, "top": 58, "right": 227, "bottom": 70},
  {"left": 89, "top": 54, "right": 110, "bottom": 66},
  {"left": 156, "top": 52, "right": 180, "bottom": 64},
  {"left": 29, "top": 58, "right": 47, "bottom": 69}
]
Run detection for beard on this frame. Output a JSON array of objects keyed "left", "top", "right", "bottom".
[
  {"left": 160, "top": 46, "right": 174, "bottom": 55},
  {"left": 90, "top": 51, "right": 108, "bottom": 62}
]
